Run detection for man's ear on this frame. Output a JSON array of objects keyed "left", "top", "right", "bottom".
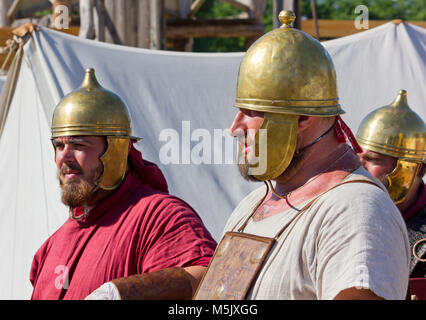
[{"left": 298, "top": 116, "right": 315, "bottom": 132}]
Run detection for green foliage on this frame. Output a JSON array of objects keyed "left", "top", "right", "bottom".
[
  {"left": 262, "top": 0, "right": 274, "bottom": 32},
  {"left": 195, "top": 0, "right": 241, "bottom": 18},
  {"left": 192, "top": 0, "right": 426, "bottom": 52},
  {"left": 33, "top": 9, "right": 52, "bottom": 17},
  {"left": 193, "top": 0, "right": 245, "bottom": 52},
  {"left": 301, "top": 0, "right": 426, "bottom": 20},
  {"left": 193, "top": 0, "right": 274, "bottom": 52}
]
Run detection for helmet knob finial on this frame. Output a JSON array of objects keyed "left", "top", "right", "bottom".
[
  {"left": 392, "top": 89, "right": 409, "bottom": 109},
  {"left": 279, "top": 10, "right": 296, "bottom": 28},
  {"left": 81, "top": 67, "right": 101, "bottom": 91},
  {"left": 398, "top": 89, "right": 407, "bottom": 96}
]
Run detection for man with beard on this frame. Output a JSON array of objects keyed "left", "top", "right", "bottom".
[
  {"left": 193, "top": 11, "right": 409, "bottom": 300},
  {"left": 30, "top": 68, "right": 216, "bottom": 300},
  {"left": 356, "top": 90, "right": 425, "bottom": 299}
]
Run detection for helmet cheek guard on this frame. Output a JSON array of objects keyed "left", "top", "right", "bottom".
[
  {"left": 386, "top": 159, "right": 420, "bottom": 205},
  {"left": 99, "top": 137, "right": 130, "bottom": 190},
  {"left": 250, "top": 113, "right": 298, "bottom": 181}
]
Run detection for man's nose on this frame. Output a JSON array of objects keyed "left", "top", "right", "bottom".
[
  {"left": 56, "top": 144, "right": 75, "bottom": 165},
  {"left": 229, "top": 111, "right": 246, "bottom": 137}
]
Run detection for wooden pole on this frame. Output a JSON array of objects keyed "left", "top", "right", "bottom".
[
  {"left": 94, "top": 0, "right": 105, "bottom": 41},
  {"left": 6, "top": 0, "right": 20, "bottom": 23},
  {"left": 167, "top": 18, "right": 264, "bottom": 39},
  {"left": 189, "top": 0, "right": 205, "bottom": 18},
  {"left": 310, "top": 0, "right": 319, "bottom": 39},
  {"left": 294, "top": 0, "right": 301, "bottom": 29},
  {"left": 273, "top": 0, "right": 283, "bottom": 28},
  {"left": 175, "top": 0, "right": 193, "bottom": 51},
  {"left": 149, "top": 0, "right": 164, "bottom": 50},
  {"left": 127, "top": 0, "right": 138, "bottom": 47},
  {"left": 114, "top": 0, "right": 126, "bottom": 44},
  {"left": 103, "top": 0, "right": 114, "bottom": 43},
  {"left": 95, "top": 0, "right": 122, "bottom": 44},
  {"left": 0, "top": 0, "right": 12, "bottom": 27},
  {"left": 79, "top": 0, "right": 95, "bottom": 39},
  {"left": 238, "top": 0, "right": 266, "bottom": 50},
  {"left": 137, "top": 0, "right": 150, "bottom": 48}
]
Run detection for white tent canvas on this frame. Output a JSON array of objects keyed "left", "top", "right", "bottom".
[
  {"left": 323, "top": 21, "right": 425, "bottom": 130},
  {"left": 0, "top": 76, "right": 6, "bottom": 92},
  {"left": 0, "top": 21, "right": 424, "bottom": 299}
]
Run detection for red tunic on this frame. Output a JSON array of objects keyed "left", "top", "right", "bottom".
[{"left": 30, "top": 146, "right": 217, "bottom": 300}]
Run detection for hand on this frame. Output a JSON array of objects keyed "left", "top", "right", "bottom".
[
  {"left": 84, "top": 282, "right": 121, "bottom": 300},
  {"left": 11, "top": 23, "right": 40, "bottom": 37}
]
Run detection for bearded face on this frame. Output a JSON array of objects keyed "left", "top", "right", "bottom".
[
  {"left": 230, "top": 109, "right": 301, "bottom": 182},
  {"left": 53, "top": 136, "right": 106, "bottom": 209},
  {"left": 59, "top": 161, "right": 103, "bottom": 208},
  {"left": 229, "top": 109, "right": 265, "bottom": 182},
  {"left": 238, "top": 144, "right": 305, "bottom": 182},
  {"left": 236, "top": 127, "right": 261, "bottom": 182}
]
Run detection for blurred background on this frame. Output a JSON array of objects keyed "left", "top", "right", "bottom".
[{"left": 0, "top": 0, "right": 424, "bottom": 67}]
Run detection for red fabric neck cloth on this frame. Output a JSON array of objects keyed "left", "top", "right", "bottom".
[
  {"left": 402, "top": 181, "right": 426, "bottom": 222},
  {"left": 334, "top": 115, "right": 363, "bottom": 153},
  {"left": 128, "top": 143, "right": 169, "bottom": 193}
]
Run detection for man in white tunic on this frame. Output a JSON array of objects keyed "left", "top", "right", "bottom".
[{"left": 194, "top": 11, "right": 409, "bottom": 300}]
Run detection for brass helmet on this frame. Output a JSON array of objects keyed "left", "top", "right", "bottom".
[
  {"left": 234, "top": 10, "right": 344, "bottom": 181},
  {"left": 356, "top": 90, "right": 426, "bottom": 204},
  {"left": 51, "top": 68, "right": 137, "bottom": 190},
  {"left": 235, "top": 10, "right": 343, "bottom": 117}
]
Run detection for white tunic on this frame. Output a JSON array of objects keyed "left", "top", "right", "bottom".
[{"left": 223, "top": 167, "right": 410, "bottom": 300}]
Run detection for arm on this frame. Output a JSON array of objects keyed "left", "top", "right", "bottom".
[
  {"left": 333, "top": 287, "right": 385, "bottom": 300},
  {"left": 112, "top": 266, "right": 206, "bottom": 300},
  {"left": 85, "top": 196, "right": 214, "bottom": 300},
  {"left": 85, "top": 266, "right": 207, "bottom": 300},
  {"left": 313, "top": 183, "right": 410, "bottom": 300}
]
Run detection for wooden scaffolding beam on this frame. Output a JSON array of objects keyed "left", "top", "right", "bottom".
[{"left": 166, "top": 18, "right": 264, "bottom": 39}]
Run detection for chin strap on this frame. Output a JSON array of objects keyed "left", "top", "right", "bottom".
[
  {"left": 295, "top": 121, "right": 336, "bottom": 155},
  {"left": 294, "top": 115, "right": 363, "bottom": 157}
]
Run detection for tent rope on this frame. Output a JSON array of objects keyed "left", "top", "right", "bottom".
[{"left": 0, "top": 36, "right": 23, "bottom": 75}]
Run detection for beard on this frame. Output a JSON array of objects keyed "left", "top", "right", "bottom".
[
  {"left": 237, "top": 143, "right": 259, "bottom": 182},
  {"left": 238, "top": 147, "right": 306, "bottom": 182},
  {"left": 60, "top": 179, "right": 95, "bottom": 208},
  {"left": 236, "top": 131, "right": 261, "bottom": 182},
  {"left": 59, "top": 163, "right": 102, "bottom": 208},
  {"left": 238, "top": 163, "right": 259, "bottom": 182}
]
